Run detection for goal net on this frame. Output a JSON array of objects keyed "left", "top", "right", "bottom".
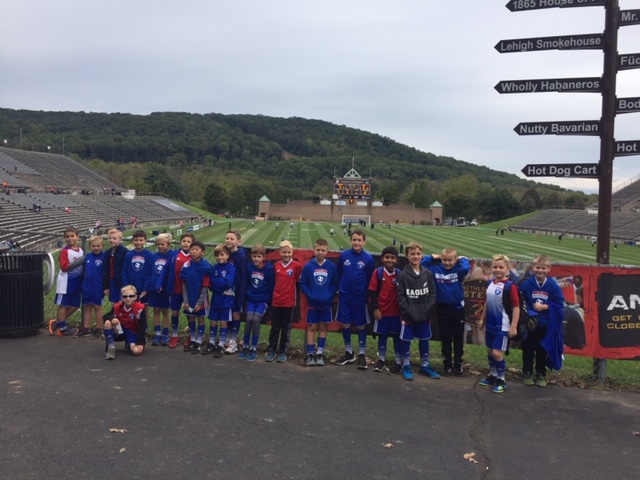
[{"left": 341, "top": 214, "right": 371, "bottom": 226}]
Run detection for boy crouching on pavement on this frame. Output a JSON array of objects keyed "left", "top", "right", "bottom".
[{"left": 104, "top": 285, "right": 147, "bottom": 360}]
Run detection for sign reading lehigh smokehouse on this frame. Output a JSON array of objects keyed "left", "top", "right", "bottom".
[{"left": 597, "top": 274, "right": 640, "bottom": 348}]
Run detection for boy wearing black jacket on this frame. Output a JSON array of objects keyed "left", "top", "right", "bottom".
[{"left": 396, "top": 242, "right": 440, "bottom": 381}]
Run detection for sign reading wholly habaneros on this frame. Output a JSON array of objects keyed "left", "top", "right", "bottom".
[{"left": 597, "top": 274, "right": 640, "bottom": 348}]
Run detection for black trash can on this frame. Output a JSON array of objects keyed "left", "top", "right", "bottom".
[{"left": 0, "top": 252, "right": 54, "bottom": 337}]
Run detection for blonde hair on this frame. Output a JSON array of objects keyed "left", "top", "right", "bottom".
[
  {"left": 214, "top": 244, "right": 230, "bottom": 256},
  {"left": 405, "top": 241, "right": 423, "bottom": 254},
  {"left": 121, "top": 285, "right": 137, "bottom": 295},
  {"left": 108, "top": 228, "right": 123, "bottom": 238},
  {"left": 533, "top": 254, "right": 551, "bottom": 267},
  {"left": 88, "top": 235, "right": 103, "bottom": 246},
  {"left": 279, "top": 240, "right": 293, "bottom": 249},
  {"left": 156, "top": 233, "right": 172, "bottom": 244},
  {"left": 442, "top": 247, "right": 457, "bottom": 257},
  {"left": 492, "top": 253, "right": 510, "bottom": 265}
]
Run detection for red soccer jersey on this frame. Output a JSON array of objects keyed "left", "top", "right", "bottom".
[
  {"left": 368, "top": 267, "right": 401, "bottom": 317},
  {"left": 114, "top": 302, "right": 145, "bottom": 332},
  {"left": 172, "top": 250, "right": 191, "bottom": 294},
  {"left": 272, "top": 259, "right": 302, "bottom": 307}
]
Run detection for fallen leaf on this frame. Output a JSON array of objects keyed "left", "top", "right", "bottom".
[
  {"left": 464, "top": 452, "right": 479, "bottom": 464},
  {"left": 633, "top": 431, "right": 639, "bottom": 436},
  {"left": 110, "top": 428, "right": 128, "bottom": 433},
  {"left": 383, "top": 443, "right": 394, "bottom": 448},
  {"left": 119, "top": 448, "right": 126, "bottom": 453}
]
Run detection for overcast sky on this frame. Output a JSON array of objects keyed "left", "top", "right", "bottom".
[{"left": 2, "top": 0, "right": 639, "bottom": 193}]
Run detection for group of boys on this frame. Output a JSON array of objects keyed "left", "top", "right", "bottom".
[{"left": 49, "top": 226, "right": 565, "bottom": 393}]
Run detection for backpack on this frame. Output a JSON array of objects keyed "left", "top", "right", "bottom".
[{"left": 501, "top": 280, "right": 537, "bottom": 342}]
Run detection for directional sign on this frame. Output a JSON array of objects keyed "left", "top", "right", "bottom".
[
  {"left": 521, "top": 163, "right": 599, "bottom": 178},
  {"left": 514, "top": 120, "right": 600, "bottom": 136},
  {"left": 616, "top": 97, "right": 640, "bottom": 114},
  {"left": 618, "top": 53, "right": 640, "bottom": 71},
  {"left": 615, "top": 141, "right": 640, "bottom": 157},
  {"left": 620, "top": 9, "right": 640, "bottom": 26},
  {"left": 495, "top": 77, "right": 602, "bottom": 94},
  {"left": 506, "top": 0, "right": 605, "bottom": 13},
  {"left": 495, "top": 33, "right": 603, "bottom": 53}
]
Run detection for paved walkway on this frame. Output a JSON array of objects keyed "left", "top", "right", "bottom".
[{"left": 1, "top": 331, "right": 639, "bottom": 479}]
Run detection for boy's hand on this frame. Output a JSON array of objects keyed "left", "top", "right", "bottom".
[
  {"left": 373, "top": 308, "right": 382, "bottom": 321},
  {"left": 130, "top": 344, "right": 144, "bottom": 355},
  {"left": 140, "top": 291, "right": 147, "bottom": 298},
  {"left": 509, "top": 326, "right": 517, "bottom": 338},
  {"left": 477, "top": 319, "right": 484, "bottom": 331},
  {"left": 104, "top": 289, "right": 109, "bottom": 297},
  {"left": 431, "top": 254, "right": 440, "bottom": 259}
]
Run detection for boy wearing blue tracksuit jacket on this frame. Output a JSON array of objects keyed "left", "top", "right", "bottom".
[
  {"left": 421, "top": 248, "right": 470, "bottom": 376},
  {"left": 225, "top": 230, "right": 248, "bottom": 354},
  {"left": 335, "top": 229, "right": 375, "bottom": 369},
  {"left": 149, "top": 233, "right": 173, "bottom": 346},
  {"left": 122, "top": 230, "right": 153, "bottom": 306},
  {"left": 203, "top": 244, "right": 236, "bottom": 357}
]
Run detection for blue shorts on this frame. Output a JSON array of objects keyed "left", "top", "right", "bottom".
[
  {"left": 170, "top": 293, "right": 184, "bottom": 312},
  {"left": 485, "top": 330, "right": 509, "bottom": 351},
  {"left": 208, "top": 307, "right": 233, "bottom": 322},
  {"left": 114, "top": 327, "right": 143, "bottom": 349},
  {"left": 82, "top": 293, "right": 104, "bottom": 307},
  {"left": 148, "top": 291, "right": 170, "bottom": 309},
  {"left": 306, "top": 307, "right": 333, "bottom": 325},
  {"left": 137, "top": 293, "right": 149, "bottom": 305},
  {"left": 246, "top": 301, "right": 268, "bottom": 317},
  {"left": 374, "top": 315, "right": 400, "bottom": 335},
  {"left": 399, "top": 321, "right": 432, "bottom": 341},
  {"left": 183, "top": 305, "right": 207, "bottom": 317},
  {"left": 337, "top": 302, "right": 370, "bottom": 328},
  {"left": 232, "top": 301, "right": 244, "bottom": 314},
  {"left": 108, "top": 279, "right": 121, "bottom": 303},
  {"left": 55, "top": 293, "right": 81, "bottom": 308}
]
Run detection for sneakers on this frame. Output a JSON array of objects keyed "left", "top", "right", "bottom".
[
  {"left": 183, "top": 337, "right": 191, "bottom": 349},
  {"left": 48, "top": 319, "right": 58, "bottom": 336},
  {"left": 265, "top": 349, "right": 276, "bottom": 362},
  {"left": 213, "top": 345, "right": 224, "bottom": 357},
  {"left": 105, "top": 345, "right": 116, "bottom": 360},
  {"left": 276, "top": 352, "right": 287, "bottom": 363},
  {"left": 334, "top": 351, "right": 356, "bottom": 365},
  {"left": 151, "top": 335, "right": 162, "bottom": 346},
  {"left": 189, "top": 342, "right": 201, "bottom": 354},
  {"left": 246, "top": 349, "right": 258, "bottom": 362},
  {"left": 387, "top": 363, "right": 402, "bottom": 376},
  {"left": 168, "top": 336, "right": 180, "bottom": 349},
  {"left": 453, "top": 364, "right": 464, "bottom": 376},
  {"left": 402, "top": 364, "right": 413, "bottom": 381},
  {"left": 373, "top": 359, "right": 386, "bottom": 372},
  {"left": 224, "top": 339, "right": 238, "bottom": 354},
  {"left": 90, "top": 329, "right": 105, "bottom": 340},
  {"left": 305, "top": 353, "right": 316, "bottom": 366},
  {"left": 492, "top": 378, "right": 507, "bottom": 394},
  {"left": 418, "top": 365, "right": 441, "bottom": 379},
  {"left": 183, "top": 341, "right": 194, "bottom": 352},
  {"left": 201, "top": 343, "right": 215, "bottom": 355},
  {"left": 523, "top": 373, "right": 535, "bottom": 386},
  {"left": 441, "top": 367, "right": 452, "bottom": 376},
  {"left": 57, "top": 327, "right": 78, "bottom": 336},
  {"left": 75, "top": 328, "right": 92, "bottom": 338},
  {"left": 315, "top": 354, "right": 325, "bottom": 366},
  {"left": 238, "top": 347, "right": 250, "bottom": 360},
  {"left": 535, "top": 375, "right": 547, "bottom": 387},
  {"left": 160, "top": 334, "right": 169, "bottom": 346},
  {"left": 479, "top": 374, "right": 497, "bottom": 387},
  {"left": 357, "top": 354, "right": 368, "bottom": 370}
]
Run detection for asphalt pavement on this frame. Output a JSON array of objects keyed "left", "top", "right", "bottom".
[{"left": 1, "top": 330, "right": 639, "bottom": 480}]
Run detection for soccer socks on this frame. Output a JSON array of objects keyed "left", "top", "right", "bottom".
[
  {"left": 393, "top": 337, "right": 402, "bottom": 365},
  {"left": 378, "top": 334, "right": 388, "bottom": 361},
  {"left": 488, "top": 355, "right": 498, "bottom": 377},
  {"left": 496, "top": 359, "right": 506, "bottom": 380},
  {"left": 105, "top": 328, "right": 115, "bottom": 346},
  {"left": 251, "top": 335, "right": 259, "bottom": 350},
  {"left": 357, "top": 329, "right": 367, "bottom": 355},
  {"left": 399, "top": 339, "right": 411, "bottom": 366},
  {"left": 57, "top": 320, "right": 68, "bottom": 332},
  {"left": 188, "top": 320, "right": 196, "bottom": 341},
  {"left": 341, "top": 328, "right": 353, "bottom": 353},
  {"left": 196, "top": 323, "right": 205, "bottom": 344},
  {"left": 307, "top": 343, "right": 315, "bottom": 355},
  {"left": 171, "top": 314, "right": 180, "bottom": 337},
  {"left": 419, "top": 339, "right": 430, "bottom": 367},
  {"left": 209, "top": 323, "right": 218, "bottom": 344},
  {"left": 218, "top": 326, "right": 227, "bottom": 346},
  {"left": 317, "top": 336, "right": 326, "bottom": 355}
]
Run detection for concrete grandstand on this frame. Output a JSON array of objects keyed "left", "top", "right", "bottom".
[{"left": 0, "top": 147, "right": 197, "bottom": 250}]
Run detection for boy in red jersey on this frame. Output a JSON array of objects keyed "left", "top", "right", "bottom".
[
  {"left": 266, "top": 241, "right": 302, "bottom": 363},
  {"left": 104, "top": 285, "right": 147, "bottom": 360}
]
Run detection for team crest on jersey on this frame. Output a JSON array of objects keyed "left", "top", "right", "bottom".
[
  {"left": 94, "top": 259, "right": 103, "bottom": 268},
  {"left": 286, "top": 268, "right": 294, "bottom": 277},
  {"left": 155, "top": 258, "right": 167, "bottom": 273},
  {"left": 343, "top": 259, "right": 351, "bottom": 267},
  {"left": 357, "top": 260, "right": 366, "bottom": 270},
  {"left": 132, "top": 255, "right": 145, "bottom": 272},
  {"left": 495, "top": 288, "right": 503, "bottom": 295},
  {"left": 251, "top": 271, "right": 264, "bottom": 287},
  {"left": 314, "top": 269, "right": 328, "bottom": 286}
]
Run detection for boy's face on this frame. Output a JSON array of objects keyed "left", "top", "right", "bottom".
[
  {"left": 89, "top": 241, "right": 103, "bottom": 255},
  {"left": 121, "top": 291, "right": 137, "bottom": 306},
  {"left": 64, "top": 231, "right": 79, "bottom": 248},
  {"left": 492, "top": 260, "right": 509, "bottom": 280},
  {"left": 314, "top": 244, "right": 328, "bottom": 262},
  {"left": 190, "top": 245, "right": 204, "bottom": 261},
  {"left": 225, "top": 233, "right": 240, "bottom": 251},
  {"left": 251, "top": 253, "right": 265, "bottom": 267},
  {"left": 350, "top": 234, "right": 365, "bottom": 253},
  {"left": 133, "top": 236, "right": 146, "bottom": 251},
  {"left": 280, "top": 246, "right": 293, "bottom": 263},
  {"left": 441, "top": 252, "right": 457, "bottom": 270},
  {"left": 382, "top": 253, "right": 398, "bottom": 271},
  {"left": 407, "top": 248, "right": 422, "bottom": 267},
  {"left": 180, "top": 237, "right": 193, "bottom": 252},
  {"left": 156, "top": 240, "right": 170, "bottom": 254},
  {"left": 108, "top": 233, "right": 122, "bottom": 248},
  {"left": 215, "top": 251, "right": 229, "bottom": 264},
  {"left": 533, "top": 263, "right": 551, "bottom": 281}
]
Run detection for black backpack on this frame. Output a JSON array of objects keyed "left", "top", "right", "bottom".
[{"left": 501, "top": 280, "right": 536, "bottom": 342}]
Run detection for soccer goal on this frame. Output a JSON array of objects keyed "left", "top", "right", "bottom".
[{"left": 341, "top": 214, "right": 371, "bottom": 226}]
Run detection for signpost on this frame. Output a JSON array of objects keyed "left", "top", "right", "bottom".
[
  {"left": 619, "top": 9, "right": 640, "bottom": 26},
  {"left": 495, "top": 33, "right": 603, "bottom": 53},
  {"left": 521, "top": 163, "right": 599, "bottom": 178},
  {"left": 614, "top": 140, "right": 640, "bottom": 157},
  {"left": 494, "top": 77, "right": 602, "bottom": 94},
  {"left": 513, "top": 120, "right": 600, "bottom": 135},
  {"left": 618, "top": 53, "right": 640, "bottom": 70},
  {"left": 506, "top": 0, "right": 605, "bottom": 12},
  {"left": 616, "top": 97, "right": 640, "bottom": 114}
]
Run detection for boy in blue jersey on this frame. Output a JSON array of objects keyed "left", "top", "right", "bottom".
[
  {"left": 77, "top": 235, "right": 105, "bottom": 338},
  {"left": 421, "top": 247, "right": 471, "bottom": 375},
  {"left": 519, "top": 255, "right": 565, "bottom": 387},
  {"left": 478, "top": 254, "right": 520, "bottom": 394},
  {"left": 334, "top": 229, "right": 375, "bottom": 369},
  {"left": 49, "top": 227, "right": 84, "bottom": 336},
  {"left": 122, "top": 230, "right": 153, "bottom": 312},
  {"left": 300, "top": 238, "right": 339, "bottom": 366},
  {"left": 149, "top": 233, "right": 173, "bottom": 346},
  {"left": 180, "top": 241, "right": 212, "bottom": 354},
  {"left": 203, "top": 244, "right": 236, "bottom": 357},
  {"left": 239, "top": 244, "right": 274, "bottom": 362},
  {"left": 224, "top": 230, "right": 247, "bottom": 354}
]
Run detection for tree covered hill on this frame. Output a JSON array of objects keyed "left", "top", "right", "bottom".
[{"left": 0, "top": 108, "right": 587, "bottom": 220}]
